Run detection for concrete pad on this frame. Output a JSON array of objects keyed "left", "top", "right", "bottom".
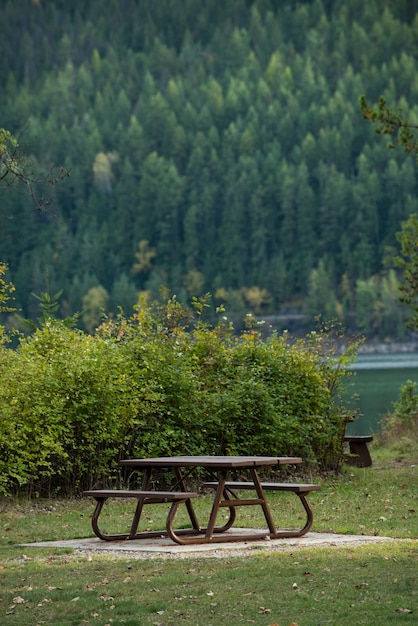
[{"left": 21, "top": 530, "right": 398, "bottom": 559}]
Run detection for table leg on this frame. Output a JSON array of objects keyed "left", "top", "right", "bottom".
[
  {"left": 172, "top": 467, "right": 236, "bottom": 534},
  {"left": 205, "top": 470, "right": 228, "bottom": 539},
  {"left": 173, "top": 467, "right": 201, "bottom": 532},
  {"left": 127, "top": 468, "right": 153, "bottom": 538},
  {"left": 250, "top": 468, "right": 277, "bottom": 536},
  {"left": 166, "top": 470, "right": 230, "bottom": 544}
]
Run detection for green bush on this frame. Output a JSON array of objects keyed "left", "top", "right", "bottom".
[
  {"left": 380, "top": 379, "right": 418, "bottom": 442},
  {"left": 188, "top": 328, "right": 356, "bottom": 466},
  {"left": 0, "top": 321, "right": 136, "bottom": 495},
  {"left": 0, "top": 298, "right": 360, "bottom": 496}
]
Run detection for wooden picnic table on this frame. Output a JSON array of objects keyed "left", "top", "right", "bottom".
[{"left": 84, "top": 455, "right": 320, "bottom": 545}]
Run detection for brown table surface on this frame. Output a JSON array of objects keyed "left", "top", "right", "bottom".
[{"left": 120, "top": 455, "right": 302, "bottom": 469}]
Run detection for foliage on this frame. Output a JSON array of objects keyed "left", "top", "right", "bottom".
[
  {"left": 0, "top": 296, "right": 361, "bottom": 496},
  {"left": 1, "top": 1, "right": 417, "bottom": 337},
  {"left": 360, "top": 95, "right": 418, "bottom": 453},
  {"left": 360, "top": 97, "right": 418, "bottom": 331},
  {"left": 394, "top": 213, "right": 418, "bottom": 330},
  {"left": 0, "top": 127, "right": 69, "bottom": 212},
  {"left": 379, "top": 379, "right": 418, "bottom": 445},
  {"left": 0, "top": 262, "right": 15, "bottom": 314},
  {"left": 360, "top": 95, "right": 418, "bottom": 161},
  {"left": 360, "top": 93, "right": 418, "bottom": 447},
  {"left": 0, "top": 263, "right": 16, "bottom": 356},
  {"left": 20, "top": 289, "right": 79, "bottom": 331},
  {"left": 0, "top": 321, "right": 136, "bottom": 496}
]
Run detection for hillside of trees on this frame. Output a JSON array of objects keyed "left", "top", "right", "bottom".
[{"left": 1, "top": 0, "right": 418, "bottom": 338}]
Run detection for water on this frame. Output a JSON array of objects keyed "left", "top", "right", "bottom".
[{"left": 345, "top": 353, "right": 418, "bottom": 435}]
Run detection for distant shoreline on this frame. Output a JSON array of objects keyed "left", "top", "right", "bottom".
[{"left": 358, "top": 341, "right": 418, "bottom": 355}]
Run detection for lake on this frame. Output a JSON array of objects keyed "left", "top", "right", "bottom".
[{"left": 345, "top": 353, "right": 418, "bottom": 435}]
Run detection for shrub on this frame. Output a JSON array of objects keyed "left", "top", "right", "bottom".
[
  {"left": 0, "top": 320, "right": 136, "bottom": 495},
  {"left": 0, "top": 297, "right": 360, "bottom": 496},
  {"left": 380, "top": 380, "right": 418, "bottom": 442}
]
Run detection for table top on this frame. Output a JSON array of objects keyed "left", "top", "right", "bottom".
[{"left": 120, "top": 455, "right": 302, "bottom": 469}]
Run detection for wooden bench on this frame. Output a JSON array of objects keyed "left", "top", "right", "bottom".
[
  {"left": 203, "top": 481, "right": 321, "bottom": 538},
  {"left": 344, "top": 435, "right": 373, "bottom": 467},
  {"left": 83, "top": 489, "right": 198, "bottom": 541}
]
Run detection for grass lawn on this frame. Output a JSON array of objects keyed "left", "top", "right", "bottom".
[{"left": 0, "top": 445, "right": 417, "bottom": 625}]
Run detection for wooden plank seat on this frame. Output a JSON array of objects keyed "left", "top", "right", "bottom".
[
  {"left": 344, "top": 435, "right": 373, "bottom": 467},
  {"left": 83, "top": 489, "right": 198, "bottom": 541},
  {"left": 203, "top": 481, "right": 321, "bottom": 538}
]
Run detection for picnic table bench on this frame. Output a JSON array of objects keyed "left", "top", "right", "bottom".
[
  {"left": 82, "top": 489, "right": 199, "bottom": 541},
  {"left": 203, "top": 481, "right": 321, "bottom": 537},
  {"left": 344, "top": 435, "right": 373, "bottom": 467}
]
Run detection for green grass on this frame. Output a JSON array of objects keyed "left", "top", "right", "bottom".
[
  {"left": 0, "top": 542, "right": 416, "bottom": 625},
  {"left": 0, "top": 446, "right": 417, "bottom": 625}
]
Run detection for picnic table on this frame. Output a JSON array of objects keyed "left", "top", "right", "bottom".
[
  {"left": 83, "top": 455, "right": 321, "bottom": 545},
  {"left": 344, "top": 435, "right": 373, "bottom": 467}
]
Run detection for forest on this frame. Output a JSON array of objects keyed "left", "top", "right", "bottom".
[{"left": 1, "top": 0, "right": 418, "bottom": 338}]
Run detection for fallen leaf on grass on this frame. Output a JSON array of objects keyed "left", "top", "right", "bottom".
[{"left": 12, "top": 596, "right": 26, "bottom": 604}]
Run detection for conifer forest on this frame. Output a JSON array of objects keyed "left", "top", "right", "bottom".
[{"left": 1, "top": 0, "right": 418, "bottom": 338}]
